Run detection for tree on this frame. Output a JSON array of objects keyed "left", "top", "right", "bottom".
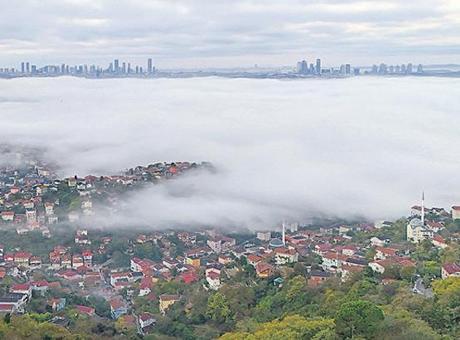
[
  {"left": 220, "top": 315, "right": 335, "bottom": 340},
  {"left": 335, "top": 300, "right": 384, "bottom": 339},
  {"left": 378, "top": 309, "right": 442, "bottom": 340},
  {"left": 206, "top": 292, "right": 233, "bottom": 325}
]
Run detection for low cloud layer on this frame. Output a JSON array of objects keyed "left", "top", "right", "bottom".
[{"left": 1, "top": 76, "right": 460, "bottom": 228}]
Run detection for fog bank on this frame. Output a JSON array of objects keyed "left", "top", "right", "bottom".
[{"left": 1, "top": 76, "right": 460, "bottom": 228}]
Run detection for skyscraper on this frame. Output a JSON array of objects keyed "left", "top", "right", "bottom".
[
  {"left": 407, "top": 63, "right": 413, "bottom": 74},
  {"left": 315, "top": 59, "right": 321, "bottom": 75},
  {"left": 147, "top": 58, "right": 153, "bottom": 74},
  {"left": 296, "top": 61, "right": 303, "bottom": 74},
  {"left": 26, "top": 62, "right": 30, "bottom": 73},
  {"left": 114, "top": 59, "right": 119, "bottom": 73},
  {"left": 21, "top": 62, "right": 25, "bottom": 73}
]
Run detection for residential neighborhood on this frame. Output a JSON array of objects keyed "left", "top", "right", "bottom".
[{"left": 0, "top": 148, "right": 459, "bottom": 339}]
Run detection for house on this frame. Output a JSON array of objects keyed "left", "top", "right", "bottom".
[
  {"left": 452, "top": 206, "right": 460, "bottom": 220},
  {"left": 0, "top": 293, "right": 28, "bottom": 313},
  {"left": 274, "top": 247, "right": 299, "bottom": 265},
  {"left": 110, "top": 272, "right": 130, "bottom": 287},
  {"left": 139, "top": 312, "right": 156, "bottom": 333},
  {"left": 1, "top": 211, "right": 14, "bottom": 222},
  {"left": 178, "top": 271, "right": 198, "bottom": 285},
  {"left": 342, "top": 257, "right": 368, "bottom": 268},
  {"left": 426, "top": 221, "right": 444, "bottom": 233},
  {"left": 139, "top": 276, "right": 153, "bottom": 297},
  {"left": 206, "top": 270, "right": 221, "bottom": 290},
  {"left": 218, "top": 255, "right": 233, "bottom": 265},
  {"left": 31, "top": 281, "right": 49, "bottom": 295},
  {"left": 321, "top": 252, "right": 347, "bottom": 271},
  {"left": 185, "top": 256, "right": 201, "bottom": 268},
  {"left": 341, "top": 246, "right": 357, "bottom": 257},
  {"left": 82, "top": 250, "right": 93, "bottom": 266},
  {"left": 75, "top": 230, "right": 91, "bottom": 245},
  {"left": 14, "top": 252, "right": 32, "bottom": 266},
  {"left": 29, "top": 256, "right": 42, "bottom": 268},
  {"left": 207, "top": 236, "right": 236, "bottom": 253},
  {"left": 247, "top": 254, "right": 263, "bottom": 267},
  {"left": 432, "top": 235, "right": 448, "bottom": 249},
  {"left": 374, "top": 247, "right": 398, "bottom": 260},
  {"left": 308, "top": 270, "right": 332, "bottom": 287},
  {"left": 340, "top": 264, "right": 365, "bottom": 281},
  {"left": 61, "top": 255, "right": 72, "bottom": 268},
  {"left": 48, "top": 298, "right": 66, "bottom": 312},
  {"left": 369, "top": 257, "right": 415, "bottom": 274},
  {"left": 44, "top": 202, "right": 54, "bottom": 216},
  {"left": 159, "top": 294, "right": 180, "bottom": 314},
  {"left": 407, "top": 218, "right": 433, "bottom": 243},
  {"left": 75, "top": 305, "right": 95, "bottom": 316},
  {"left": 0, "top": 303, "right": 16, "bottom": 314},
  {"left": 255, "top": 262, "right": 273, "bottom": 279},
  {"left": 110, "top": 298, "right": 128, "bottom": 319},
  {"left": 313, "top": 243, "right": 333, "bottom": 255},
  {"left": 10, "top": 283, "right": 32, "bottom": 298},
  {"left": 56, "top": 269, "right": 81, "bottom": 281},
  {"left": 72, "top": 255, "right": 84, "bottom": 269},
  {"left": 130, "top": 257, "right": 154, "bottom": 274},
  {"left": 370, "top": 237, "right": 386, "bottom": 247},
  {"left": 441, "top": 263, "right": 460, "bottom": 279},
  {"left": 256, "top": 231, "right": 271, "bottom": 242}
]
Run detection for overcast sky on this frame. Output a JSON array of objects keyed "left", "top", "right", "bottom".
[{"left": 1, "top": 0, "right": 459, "bottom": 68}]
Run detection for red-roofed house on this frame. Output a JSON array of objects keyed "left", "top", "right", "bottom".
[
  {"left": 14, "top": 251, "right": 32, "bottom": 266},
  {"left": 31, "top": 281, "right": 49, "bottom": 295},
  {"left": 374, "top": 247, "right": 398, "bottom": 260},
  {"left": 255, "top": 262, "right": 273, "bottom": 279},
  {"left": 246, "top": 254, "right": 263, "bottom": 267},
  {"left": 432, "top": 235, "right": 448, "bottom": 249},
  {"left": 274, "top": 247, "right": 298, "bottom": 265},
  {"left": 178, "top": 271, "right": 198, "bottom": 285},
  {"left": 75, "top": 305, "right": 95, "bottom": 316},
  {"left": 441, "top": 263, "right": 460, "bottom": 279},
  {"left": 206, "top": 270, "right": 221, "bottom": 290},
  {"left": 10, "top": 283, "right": 32, "bottom": 297},
  {"left": 139, "top": 276, "right": 153, "bottom": 297}
]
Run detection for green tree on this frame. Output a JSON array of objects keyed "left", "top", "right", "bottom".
[
  {"left": 206, "top": 292, "right": 233, "bottom": 325},
  {"left": 335, "top": 300, "right": 384, "bottom": 339}
]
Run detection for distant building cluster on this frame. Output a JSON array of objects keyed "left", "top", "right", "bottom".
[
  {"left": 0, "top": 58, "right": 156, "bottom": 78},
  {"left": 296, "top": 57, "right": 359, "bottom": 76},
  {"left": 295, "top": 58, "right": 424, "bottom": 77},
  {"left": 367, "top": 63, "right": 423, "bottom": 75}
]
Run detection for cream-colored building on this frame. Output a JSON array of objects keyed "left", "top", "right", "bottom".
[{"left": 407, "top": 218, "right": 433, "bottom": 243}]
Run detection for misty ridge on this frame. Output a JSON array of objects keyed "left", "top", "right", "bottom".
[{"left": 1, "top": 76, "right": 460, "bottom": 229}]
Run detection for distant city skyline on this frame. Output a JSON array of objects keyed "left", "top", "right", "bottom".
[
  {"left": 0, "top": 56, "right": 431, "bottom": 79},
  {"left": 0, "top": 1, "right": 460, "bottom": 68}
]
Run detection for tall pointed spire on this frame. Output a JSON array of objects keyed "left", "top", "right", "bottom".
[
  {"left": 282, "top": 221, "right": 286, "bottom": 246},
  {"left": 421, "top": 191, "right": 425, "bottom": 225}
]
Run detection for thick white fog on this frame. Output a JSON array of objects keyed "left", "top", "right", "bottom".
[{"left": 1, "top": 76, "right": 460, "bottom": 228}]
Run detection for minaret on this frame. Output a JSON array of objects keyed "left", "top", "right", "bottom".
[
  {"left": 282, "top": 221, "right": 286, "bottom": 246},
  {"left": 421, "top": 191, "right": 425, "bottom": 225}
]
